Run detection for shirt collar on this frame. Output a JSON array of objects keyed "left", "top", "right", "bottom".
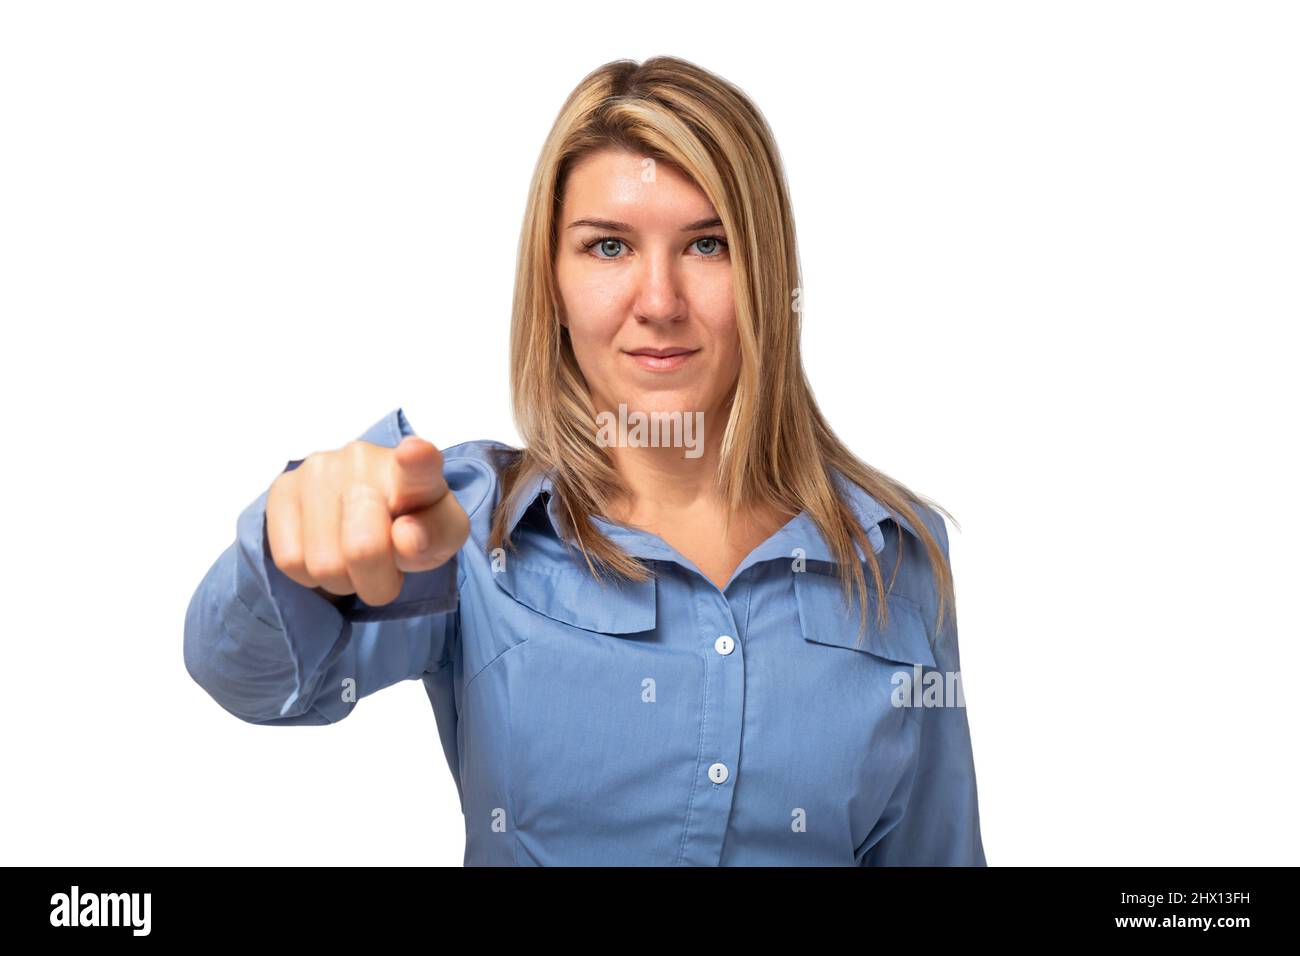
[{"left": 501, "top": 463, "right": 922, "bottom": 572}]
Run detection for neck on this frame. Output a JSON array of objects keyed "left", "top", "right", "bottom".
[{"left": 596, "top": 398, "right": 728, "bottom": 526}]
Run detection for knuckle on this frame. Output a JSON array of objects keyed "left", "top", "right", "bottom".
[
  {"left": 270, "top": 538, "right": 306, "bottom": 576},
  {"left": 341, "top": 527, "right": 390, "bottom": 566},
  {"left": 299, "top": 451, "right": 325, "bottom": 477},
  {"left": 269, "top": 471, "right": 300, "bottom": 510},
  {"left": 345, "top": 439, "right": 373, "bottom": 470},
  {"left": 303, "top": 549, "right": 348, "bottom": 584},
  {"left": 304, "top": 449, "right": 345, "bottom": 490},
  {"left": 344, "top": 482, "right": 384, "bottom": 508}
]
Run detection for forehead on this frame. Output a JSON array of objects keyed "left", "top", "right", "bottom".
[{"left": 561, "top": 148, "right": 717, "bottom": 223}]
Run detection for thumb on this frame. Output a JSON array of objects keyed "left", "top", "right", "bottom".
[{"left": 386, "top": 436, "right": 448, "bottom": 516}]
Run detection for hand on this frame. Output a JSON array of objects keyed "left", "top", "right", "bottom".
[{"left": 266, "top": 435, "right": 469, "bottom": 607}]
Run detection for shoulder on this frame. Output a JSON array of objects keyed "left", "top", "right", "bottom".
[
  {"left": 439, "top": 438, "right": 519, "bottom": 519},
  {"left": 834, "top": 472, "right": 953, "bottom": 624},
  {"left": 830, "top": 464, "right": 950, "bottom": 564},
  {"left": 909, "top": 500, "right": 951, "bottom": 562},
  {"left": 886, "top": 500, "right": 952, "bottom": 597}
]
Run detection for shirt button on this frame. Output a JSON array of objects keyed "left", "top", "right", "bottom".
[
  {"left": 708, "top": 762, "right": 730, "bottom": 784},
  {"left": 714, "top": 634, "right": 735, "bottom": 655}
]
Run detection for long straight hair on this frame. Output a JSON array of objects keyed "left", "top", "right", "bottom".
[{"left": 488, "top": 55, "right": 956, "bottom": 642}]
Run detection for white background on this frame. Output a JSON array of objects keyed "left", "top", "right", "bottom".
[{"left": 2, "top": 1, "right": 1296, "bottom": 866}]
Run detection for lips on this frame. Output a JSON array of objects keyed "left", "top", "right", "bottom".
[
  {"left": 623, "top": 346, "right": 700, "bottom": 371},
  {"left": 625, "top": 347, "right": 697, "bottom": 358}
]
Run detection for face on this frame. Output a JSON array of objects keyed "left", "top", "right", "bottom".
[{"left": 554, "top": 148, "right": 739, "bottom": 434}]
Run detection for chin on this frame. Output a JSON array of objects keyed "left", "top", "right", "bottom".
[{"left": 622, "top": 391, "right": 709, "bottom": 414}]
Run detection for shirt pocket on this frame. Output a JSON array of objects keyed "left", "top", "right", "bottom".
[
  {"left": 478, "top": 557, "right": 699, "bottom": 865},
  {"left": 793, "top": 566, "right": 936, "bottom": 669},
  {"left": 789, "top": 567, "right": 935, "bottom": 855}
]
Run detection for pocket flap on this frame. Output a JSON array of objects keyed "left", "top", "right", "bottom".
[
  {"left": 491, "top": 556, "right": 657, "bottom": 635},
  {"left": 794, "top": 568, "right": 936, "bottom": 667}
]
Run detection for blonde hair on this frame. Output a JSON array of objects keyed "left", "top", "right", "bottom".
[{"left": 488, "top": 55, "right": 956, "bottom": 643}]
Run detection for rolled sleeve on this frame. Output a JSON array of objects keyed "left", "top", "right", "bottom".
[{"left": 184, "top": 408, "right": 461, "bottom": 724}]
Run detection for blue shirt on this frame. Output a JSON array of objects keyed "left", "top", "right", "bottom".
[{"left": 185, "top": 408, "right": 987, "bottom": 866}]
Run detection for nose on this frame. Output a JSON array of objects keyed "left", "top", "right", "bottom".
[{"left": 632, "top": 248, "right": 686, "bottom": 325}]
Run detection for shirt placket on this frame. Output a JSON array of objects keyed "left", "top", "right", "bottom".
[
  {"left": 588, "top": 516, "right": 769, "bottom": 866},
  {"left": 677, "top": 563, "right": 747, "bottom": 865}
]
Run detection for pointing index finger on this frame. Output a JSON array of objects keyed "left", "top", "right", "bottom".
[{"left": 386, "top": 436, "right": 448, "bottom": 516}]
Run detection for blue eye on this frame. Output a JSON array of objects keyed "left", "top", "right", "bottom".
[
  {"left": 580, "top": 236, "right": 730, "bottom": 260},
  {"left": 589, "top": 238, "right": 625, "bottom": 259}
]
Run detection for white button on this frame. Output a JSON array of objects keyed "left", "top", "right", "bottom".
[
  {"left": 708, "top": 762, "right": 729, "bottom": 784},
  {"left": 714, "top": 634, "right": 734, "bottom": 655}
]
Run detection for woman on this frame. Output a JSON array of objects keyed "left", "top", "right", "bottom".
[{"left": 184, "top": 55, "right": 986, "bottom": 866}]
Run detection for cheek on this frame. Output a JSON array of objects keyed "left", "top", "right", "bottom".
[
  {"left": 566, "top": 310, "right": 623, "bottom": 353},
  {"left": 563, "top": 317, "right": 623, "bottom": 392},
  {"left": 561, "top": 255, "right": 623, "bottom": 299},
  {"left": 693, "top": 281, "right": 737, "bottom": 341},
  {"left": 707, "top": 318, "right": 741, "bottom": 383},
  {"left": 702, "top": 301, "right": 739, "bottom": 355},
  {"left": 559, "top": 276, "right": 625, "bottom": 334},
  {"left": 684, "top": 269, "right": 733, "bottom": 312}
]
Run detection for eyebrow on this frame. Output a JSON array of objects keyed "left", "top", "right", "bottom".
[{"left": 566, "top": 216, "right": 724, "bottom": 232}]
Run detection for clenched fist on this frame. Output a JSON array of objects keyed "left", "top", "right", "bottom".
[{"left": 266, "top": 436, "right": 469, "bottom": 607}]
